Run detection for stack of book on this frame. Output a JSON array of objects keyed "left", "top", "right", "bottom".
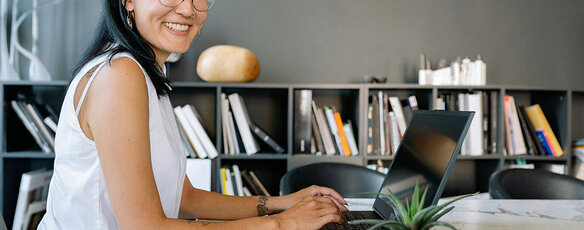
[
  {"left": 174, "top": 104, "right": 218, "bottom": 159},
  {"left": 221, "top": 93, "right": 285, "bottom": 155},
  {"left": 220, "top": 165, "right": 270, "bottom": 196},
  {"left": 435, "top": 91, "right": 498, "bottom": 156},
  {"left": 294, "top": 90, "right": 358, "bottom": 156},
  {"left": 502, "top": 96, "right": 564, "bottom": 157},
  {"left": 13, "top": 169, "right": 52, "bottom": 230},
  {"left": 366, "top": 92, "right": 419, "bottom": 156},
  {"left": 11, "top": 95, "right": 58, "bottom": 153}
]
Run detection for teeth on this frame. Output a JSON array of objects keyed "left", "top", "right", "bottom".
[{"left": 164, "top": 22, "right": 189, "bottom": 32}]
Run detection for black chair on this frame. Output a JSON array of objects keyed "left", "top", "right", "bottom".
[
  {"left": 489, "top": 168, "right": 584, "bottom": 199},
  {"left": 279, "top": 162, "right": 386, "bottom": 198}
]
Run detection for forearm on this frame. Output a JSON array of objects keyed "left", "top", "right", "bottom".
[
  {"left": 180, "top": 188, "right": 291, "bottom": 220},
  {"left": 162, "top": 215, "right": 281, "bottom": 230}
]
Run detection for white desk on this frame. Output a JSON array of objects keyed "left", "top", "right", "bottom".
[{"left": 345, "top": 198, "right": 584, "bottom": 230}]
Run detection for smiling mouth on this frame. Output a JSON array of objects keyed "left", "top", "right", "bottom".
[{"left": 163, "top": 22, "right": 190, "bottom": 32}]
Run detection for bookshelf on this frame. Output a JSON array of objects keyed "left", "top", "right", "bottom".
[{"left": 1, "top": 81, "right": 581, "bottom": 226}]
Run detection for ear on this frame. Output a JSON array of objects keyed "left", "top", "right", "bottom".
[{"left": 123, "top": 0, "right": 135, "bottom": 11}]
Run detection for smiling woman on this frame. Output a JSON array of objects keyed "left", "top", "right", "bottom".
[{"left": 36, "top": 0, "right": 347, "bottom": 230}]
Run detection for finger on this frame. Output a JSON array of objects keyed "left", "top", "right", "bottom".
[
  {"left": 318, "top": 206, "right": 342, "bottom": 217},
  {"left": 327, "top": 195, "right": 349, "bottom": 212},
  {"left": 311, "top": 186, "right": 348, "bottom": 205},
  {"left": 312, "top": 196, "right": 349, "bottom": 212},
  {"left": 318, "top": 213, "right": 343, "bottom": 227}
]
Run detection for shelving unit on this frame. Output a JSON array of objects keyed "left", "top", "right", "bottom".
[{"left": 1, "top": 81, "right": 580, "bottom": 226}]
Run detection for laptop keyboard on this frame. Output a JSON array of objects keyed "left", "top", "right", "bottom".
[{"left": 326, "top": 212, "right": 373, "bottom": 230}]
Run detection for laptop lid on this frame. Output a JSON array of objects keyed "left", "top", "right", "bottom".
[{"left": 372, "top": 110, "right": 474, "bottom": 220}]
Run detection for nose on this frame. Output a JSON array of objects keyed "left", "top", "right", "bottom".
[{"left": 174, "top": 0, "right": 195, "bottom": 18}]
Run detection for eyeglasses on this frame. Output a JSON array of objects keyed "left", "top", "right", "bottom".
[{"left": 159, "top": 0, "right": 215, "bottom": 12}]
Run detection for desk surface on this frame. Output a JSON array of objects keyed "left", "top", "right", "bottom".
[{"left": 345, "top": 198, "right": 584, "bottom": 230}]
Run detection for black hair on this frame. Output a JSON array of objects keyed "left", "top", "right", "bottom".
[{"left": 72, "top": 0, "right": 171, "bottom": 98}]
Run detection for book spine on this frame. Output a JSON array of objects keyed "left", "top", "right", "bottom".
[
  {"left": 241, "top": 171, "right": 262, "bottom": 195},
  {"left": 334, "top": 111, "right": 351, "bottom": 156},
  {"left": 389, "top": 97, "right": 407, "bottom": 136},
  {"left": 11, "top": 101, "right": 51, "bottom": 153},
  {"left": 515, "top": 103, "right": 536, "bottom": 155},
  {"left": 324, "top": 107, "right": 344, "bottom": 156},
  {"left": 232, "top": 165, "right": 244, "bottom": 196},
  {"left": 535, "top": 130, "right": 554, "bottom": 156},
  {"left": 183, "top": 105, "right": 218, "bottom": 159},
  {"left": 525, "top": 105, "right": 564, "bottom": 156},
  {"left": 366, "top": 103, "right": 374, "bottom": 155},
  {"left": 221, "top": 94, "right": 230, "bottom": 154},
  {"left": 508, "top": 96, "right": 527, "bottom": 154},
  {"left": 227, "top": 111, "right": 241, "bottom": 154},
  {"left": 378, "top": 91, "right": 385, "bottom": 155},
  {"left": 343, "top": 120, "right": 359, "bottom": 156},
  {"left": 249, "top": 171, "right": 270, "bottom": 196},
  {"left": 519, "top": 105, "right": 546, "bottom": 156},
  {"left": 313, "top": 101, "right": 336, "bottom": 155},
  {"left": 311, "top": 114, "right": 325, "bottom": 154},
  {"left": 294, "top": 90, "right": 312, "bottom": 153},
  {"left": 503, "top": 96, "right": 514, "bottom": 156},
  {"left": 489, "top": 91, "right": 498, "bottom": 153},
  {"left": 389, "top": 112, "right": 400, "bottom": 154},
  {"left": 371, "top": 95, "right": 380, "bottom": 155},
  {"left": 174, "top": 107, "right": 207, "bottom": 158},
  {"left": 228, "top": 93, "right": 259, "bottom": 154},
  {"left": 26, "top": 103, "right": 55, "bottom": 151},
  {"left": 383, "top": 95, "right": 390, "bottom": 155}
]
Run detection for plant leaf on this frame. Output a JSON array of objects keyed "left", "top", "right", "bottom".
[
  {"left": 418, "top": 185, "right": 429, "bottom": 210},
  {"left": 385, "top": 188, "right": 411, "bottom": 224},
  {"left": 429, "top": 206, "right": 455, "bottom": 223},
  {"left": 411, "top": 180, "right": 420, "bottom": 217},
  {"left": 421, "top": 193, "right": 476, "bottom": 225},
  {"left": 405, "top": 196, "right": 411, "bottom": 219},
  {"left": 421, "top": 221, "right": 457, "bottom": 230},
  {"left": 366, "top": 221, "right": 403, "bottom": 230},
  {"left": 410, "top": 205, "right": 435, "bottom": 229},
  {"left": 381, "top": 222, "right": 410, "bottom": 230},
  {"left": 349, "top": 219, "right": 388, "bottom": 225}
]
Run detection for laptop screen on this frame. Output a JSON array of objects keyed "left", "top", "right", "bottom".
[{"left": 373, "top": 110, "right": 473, "bottom": 219}]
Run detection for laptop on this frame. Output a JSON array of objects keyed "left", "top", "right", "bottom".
[{"left": 324, "top": 110, "right": 474, "bottom": 230}]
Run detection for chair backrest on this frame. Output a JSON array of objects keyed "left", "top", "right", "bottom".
[
  {"left": 279, "top": 162, "right": 386, "bottom": 198},
  {"left": 489, "top": 168, "right": 584, "bottom": 199}
]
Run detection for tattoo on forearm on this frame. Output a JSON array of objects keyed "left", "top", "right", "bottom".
[{"left": 257, "top": 196, "right": 269, "bottom": 216}]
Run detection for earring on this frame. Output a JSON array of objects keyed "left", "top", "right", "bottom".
[
  {"left": 191, "top": 12, "right": 196, "bottom": 18},
  {"left": 126, "top": 11, "right": 134, "bottom": 29}
]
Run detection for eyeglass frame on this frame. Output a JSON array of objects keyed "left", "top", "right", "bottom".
[{"left": 158, "top": 0, "right": 214, "bottom": 12}]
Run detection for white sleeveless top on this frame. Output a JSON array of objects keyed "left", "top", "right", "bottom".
[{"left": 39, "top": 52, "right": 186, "bottom": 229}]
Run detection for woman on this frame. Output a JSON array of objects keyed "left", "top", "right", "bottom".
[{"left": 38, "top": 0, "right": 347, "bottom": 229}]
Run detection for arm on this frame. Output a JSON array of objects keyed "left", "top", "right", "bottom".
[
  {"left": 85, "top": 58, "right": 341, "bottom": 230},
  {"left": 180, "top": 177, "right": 349, "bottom": 220}
]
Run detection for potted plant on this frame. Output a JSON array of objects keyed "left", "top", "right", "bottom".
[{"left": 349, "top": 182, "right": 475, "bottom": 230}]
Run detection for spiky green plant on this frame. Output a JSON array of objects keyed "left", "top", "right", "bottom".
[{"left": 349, "top": 182, "right": 475, "bottom": 230}]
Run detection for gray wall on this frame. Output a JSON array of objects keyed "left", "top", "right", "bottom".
[{"left": 15, "top": 0, "right": 584, "bottom": 88}]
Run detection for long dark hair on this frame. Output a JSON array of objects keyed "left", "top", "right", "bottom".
[{"left": 73, "top": 0, "right": 171, "bottom": 98}]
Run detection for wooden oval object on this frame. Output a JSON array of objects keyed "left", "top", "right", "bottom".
[{"left": 196, "top": 45, "right": 260, "bottom": 82}]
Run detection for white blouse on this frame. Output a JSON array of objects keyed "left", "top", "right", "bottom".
[{"left": 39, "top": 52, "right": 186, "bottom": 229}]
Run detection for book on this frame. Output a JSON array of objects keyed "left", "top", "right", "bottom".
[
  {"left": 466, "top": 93, "right": 484, "bottom": 156},
  {"left": 174, "top": 107, "right": 207, "bottom": 158},
  {"left": 389, "top": 112, "right": 400, "bottom": 155},
  {"left": 228, "top": 93, "right": 260, "bottom": 154},
  {"left": 388, "top": 96, "right": 407, "bottom": 136},
  {"left": 227, "top": 111, "right": 241, "bottom": 154},
  {"left": 22, "top": 201, "right": 46, "bottom": 230},
  {"left": 366, "top": 103, "right": 374, "bottom": 155},
  {"left": 182, "top": 105, "right": 218, "bottom": 159},
  {"left": 343, "top": 120, "right": 359, "bottom": 156},
  {"left": 294, "top": 90, "right": 313, "bottom": 153},
  {"left": 230, "top": 171, "right": 239, "bottom": 196},
  {"left": 333, "top": 109, "right": 351, "bottom": 156},
  {"left": 311, "top": 114, "right": 325, "bottom": 154},
  {"left": 249, "top": 171, "right": 271, "bottom": 196},
  {"left": 515, "top": 103, "right": 537, "bottom": 155},
  {"left": 377, "top": 91, "right": 385, "bottom": 155},
  {"left": 535, "top": 130, "right": 555, "bottom": 156},
  {"left": 224, "top": 168, "right": 234, "bottom": 195},
  {"left": 371, "top": 95, "right": 380, "bottom": 155},
  {"left": 221, "top": 93, "right": 231, "bottom": 154},
  {"left": 242, "top": 187, "right": 253, "bottom": 196},
  {"left": 220, "top": 168, "right": 228, "bottom": 194},
  {"left": 43, "top": 117, "right": 58, "bottom": 133},
  {"left": 520, "top": 104, "right": 547, "bottom": 156},
  {"left": 324, "top": 106, "right": 344, "bottom": 156},
  {"left": 408, "top": 96, "right": 419, "bottom": 111},
  {"left": 383, "top": 95, "right": 390, "bottom": 155},
  {"left": 524, "top": 104, "right": 564, "bottom": 157},
  {"left": 249, "top": 122, "right": 285, "bottom": 153},
  {"left": 11, "top": 100, "right": 52, "bottom": 153},
  {"left": 489, "top": 91, "right": 498, "bottom": 153},
  {"left": 312, "top": 101, "right": 335, "bottom": 155},
  {"left": 507, "top": 96, "right": 527, "bottom": 155},
  {"left": 241, "top": 170, "right": 262, "bottom": 196},
  {"left": 25, "top": 103, "right": 55, "bottom": 151},
  {"left": 13, "top": 170, "right": 52, "bottom": 230}
]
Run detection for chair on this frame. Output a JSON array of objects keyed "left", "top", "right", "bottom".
[
  {"left": 489, "top": 168, "right": 584, "bottom": 199},
  {"left": 279, "top": 162, "right": 386, "bottom": 198}
]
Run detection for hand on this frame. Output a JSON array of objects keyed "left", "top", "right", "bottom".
[
  {"left": 283, "top": 185, "right": 348, "bottom": 212},
  {"left": 273, "top": 196, "right": 343, "bottom": 230}
]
